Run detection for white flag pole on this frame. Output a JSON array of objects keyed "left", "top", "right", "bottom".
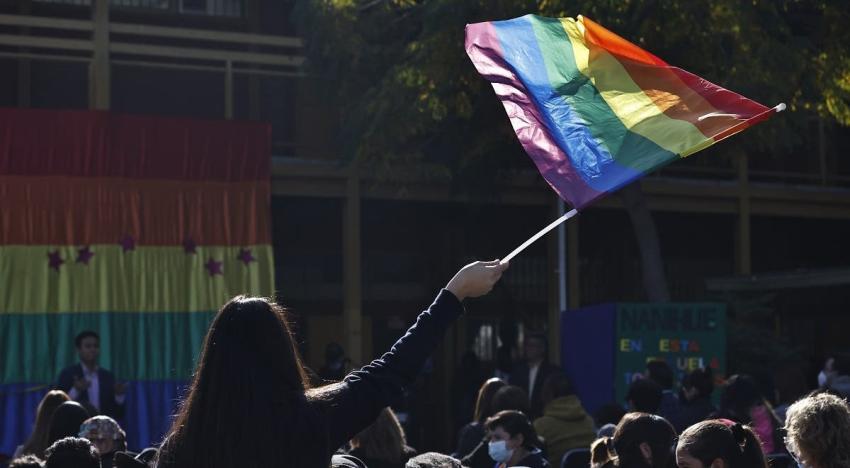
[{"left": 501, "top": 208, "right": 578, "bottom": 265}]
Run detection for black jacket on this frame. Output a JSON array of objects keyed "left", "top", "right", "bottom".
[
  {"left": 319, "top": 289, "right": 464, "bottom": 457},
  {"left": 509, "top": 362, "right": 560, "bottom": 419},
  {"left": 56, "top": 364, "right": 125, "bottom": 420}
]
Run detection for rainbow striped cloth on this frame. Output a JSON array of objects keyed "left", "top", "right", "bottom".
[
  {"left": 0, "top": 109, "right": 275, "bottom": 452},
  {"left": 466, "top": 15, "right": 781, "bottom": 209}
]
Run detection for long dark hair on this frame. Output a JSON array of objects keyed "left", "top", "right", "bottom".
[
  {"left": 591, "top": 412, "right": 675, "bottom": 468},
  {"left": 22, "top": 390, "right": 70, "bottom": 457},
  {"left": 156, "top": 296, "right": 330, "bottom": 468},
  {"left": 46, "top": 401, "right": 90, "bottom": 449},
  {"left": 677, "top": 420, "right": 768, "bottom": 468},
  {"left": 351, "top": 407, "right": 408, "bottom": 463},
  {"left": 473, "top": 378, "right": 506, "bottom": 423}
]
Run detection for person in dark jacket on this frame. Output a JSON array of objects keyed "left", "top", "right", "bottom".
[
  {"left": 673, "top": 367, "right": 716, "bottom": 433},
  {"left": 349, "top": 407, "right": 417, "bottom": 468},
  {"left": 509, "top": 334, "right": 560, "bottom": 419},
  {"left": 155, "top": 259, "right": 508, "bottom": 468},
  {"left": 485, "top": 410, "right": 549, "bottom": 468},
  {"left": 55, "top": 331, "right": 126, "bottom": 420}
]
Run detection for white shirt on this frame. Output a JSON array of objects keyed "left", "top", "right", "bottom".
[
  {"left": 528, "top": 363, "right": 540, "bottom": 401},
  {"left": 68, "top": 363, "right": 125, "bottom": 410}
]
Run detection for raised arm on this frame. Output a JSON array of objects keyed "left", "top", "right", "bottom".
[{"left": 319, "top": 260, "right": 508, "bottom": 449}]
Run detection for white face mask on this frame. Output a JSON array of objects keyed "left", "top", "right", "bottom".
[{"left": 488, "top": 440, "right": 514, "bottom": 463}]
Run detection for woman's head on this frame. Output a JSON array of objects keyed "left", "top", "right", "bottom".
[
  {"left": 785, "top": 393, "right": 850, "bottom": 468},
  {"left": 681, "top": 368, "right": 714, "bottom": 402},
  {"left": 350, "top": 407, "right": 407, "bottom": 463},
  {"left": 23, "top": 390, "right": 70, "bottom": 456},
  {"left": 473, "top": 378, "right": 507, "bottom": 423},
  {"left": 485, "top": 410, "right": 541, "bottom": 463},
  {"left": 593, "top": 412, "right": 676, "bottom": 468},
  {"left": 491, "top": 385, "right": 530, "bottom": 415},
  {"left": 47, "top": 401, "right": 90, "bottom": 448},
  {"left": 158, "top": 295, "right": 328, "bottom": 468},
  {"left": 675, "top": 419, "right": 768, "bottom": 468},
  {"left": 719, "top": 375, "right": 762, "bottom": 422},
  {"left": 540, "top": 372, "right": 574, "bottom": 409}
]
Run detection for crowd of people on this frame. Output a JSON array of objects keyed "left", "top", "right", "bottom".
[{"left": 6, "top": 260, "right": 850, "bottom": 468}]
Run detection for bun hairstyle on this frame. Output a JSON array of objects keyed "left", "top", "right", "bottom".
[
  {"left": 590, "top": 436, "right": 617, "bottom": 468},
  {"left": 677, "top": 419, "right": 769, "bottom": 468}
]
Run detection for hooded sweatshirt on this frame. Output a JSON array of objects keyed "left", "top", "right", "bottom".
[{"left": 533, "top": 396, "right": 596, "bottom": 467}]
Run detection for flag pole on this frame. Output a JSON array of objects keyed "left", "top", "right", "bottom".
[{"left": 501, "top": 208, "right": 578, "bottom": 265}]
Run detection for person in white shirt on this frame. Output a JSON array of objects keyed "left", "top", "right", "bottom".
[{"left": 55, "top": 331, "right": 126, "bottom": 420}]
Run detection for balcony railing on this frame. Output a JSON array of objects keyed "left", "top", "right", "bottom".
[{"left": 34, "top": 0, "right": 243, "bottom": 17}]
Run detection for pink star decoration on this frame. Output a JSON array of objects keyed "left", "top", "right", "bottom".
[
  {"left": 48, "top": 250, "right": 64, "bottom": 271},
  {"left": 183, "top": 238, "right": 197, "bottom": 254},
  {"left": 119, "top": 235, "right": 136, "bottom": 253},
  {"left": 76, "top": 246, "right": 95, "bottom": 265},
  {"left": 237, "top": 248, "right": 255, "bottom": 266},
  {"left": 205, "top": 258, "right": 223, "bottom": 276}
]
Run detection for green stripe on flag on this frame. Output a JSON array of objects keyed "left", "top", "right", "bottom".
[{"left": 0, "top": 312, "right": 215, "bottom": 383}]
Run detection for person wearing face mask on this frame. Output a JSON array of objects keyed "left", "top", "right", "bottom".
[{"left": 484, "top": 410, "right": 549, "bottom": 468}]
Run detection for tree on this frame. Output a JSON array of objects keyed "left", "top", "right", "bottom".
[{"left": 294, "top": 0, "right": 850, "bottom": 300}]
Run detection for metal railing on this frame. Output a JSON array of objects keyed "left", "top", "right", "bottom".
[{"left": 34, "top": 0, "right": 242, "bottom": 17}]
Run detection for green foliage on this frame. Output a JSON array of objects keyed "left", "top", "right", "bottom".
[{"left": 294, "top": 0, "right": 850, "bottom": 182}]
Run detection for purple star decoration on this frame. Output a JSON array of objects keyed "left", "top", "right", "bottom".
[
  {"left": 205, "top": 258, "right": 223, "bottom": 276},
  {"left": 48, "top": 250, "right": 64, "bottom": 271},
  {"left": 119, "top": 235, "right": 135, "bottom": 253},
  {"left": 237, "top": 248, "right": 255, "bottom": 266},
  {"left": 76, "top": 246, "right": 94, "bottom": 265},
  {"left": 183, "top": 238, "right": 197, "bottom": 254}
]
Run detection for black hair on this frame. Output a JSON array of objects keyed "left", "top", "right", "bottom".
[
  {"left": 591, "top": 413, "right": 676, "bottom": 468},
  {"left": 74, "top": 331, "right": 99, "bottom": 349},
  {"left": 682, "top": 367, "right": 714, "bottom": 400},
  {"left": 646, "top": 360, "right": 674, "bottom": 390},
  {"left": 485, "top": 410, "right": 542, "bottom": 450},
  {"left": 718, "top": 374, "right": 763, "bottom": 423},
  {"left": 44, "top": 437, "right": 99, "bottom": 468},
  {"left": 491, "top": 385, "right": 530, "bottom": 415},
  {"left": 540, "top": 372, "right": 574, "bottom": 408},
  {"left": 593, "top": 403, "right": 627, "bottom": 428},
  {"left": 156, "top": 296, "right": 330, "bottom": 468},
  {"left": 46, "top": 402, "right": 90, "bottom": 449},
  {"left": 626, "top": 379, "right": 663, "bottom": 413},
  {"left": 677, "top": 420, "right": 769, "bottom": 468}
]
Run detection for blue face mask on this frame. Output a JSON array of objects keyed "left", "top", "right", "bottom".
[{"left": 488, "top": 440, "right": 514, "bottom": 463}]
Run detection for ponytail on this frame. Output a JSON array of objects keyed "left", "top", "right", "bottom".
[
  {"left": 590, "top": 437, "right": 617, "bottom": 468},
  {"left": 733, "top": 423, "right": 769, "bottom": 468},
  {"left": 678, "top": 420, "right": 769, "bottom": 468}
]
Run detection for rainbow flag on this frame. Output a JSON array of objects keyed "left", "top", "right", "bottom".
[
  {"left": 465, "top": 15, "right": 781, "bottom": 209},
  {"left": 0, "top": 109, "right": 275, "bottom": 452}
]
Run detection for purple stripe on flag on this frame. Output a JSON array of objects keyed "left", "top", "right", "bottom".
[{"left": 465, "top": 21, "right": 602, "bottom": 209}]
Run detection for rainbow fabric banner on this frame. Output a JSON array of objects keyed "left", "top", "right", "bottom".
[
  {"left": 0, "top": 109, "right": 275, "bottom": 453},
  {"left": 465, "top": 15, "right": 780, "bottom": 209}
]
